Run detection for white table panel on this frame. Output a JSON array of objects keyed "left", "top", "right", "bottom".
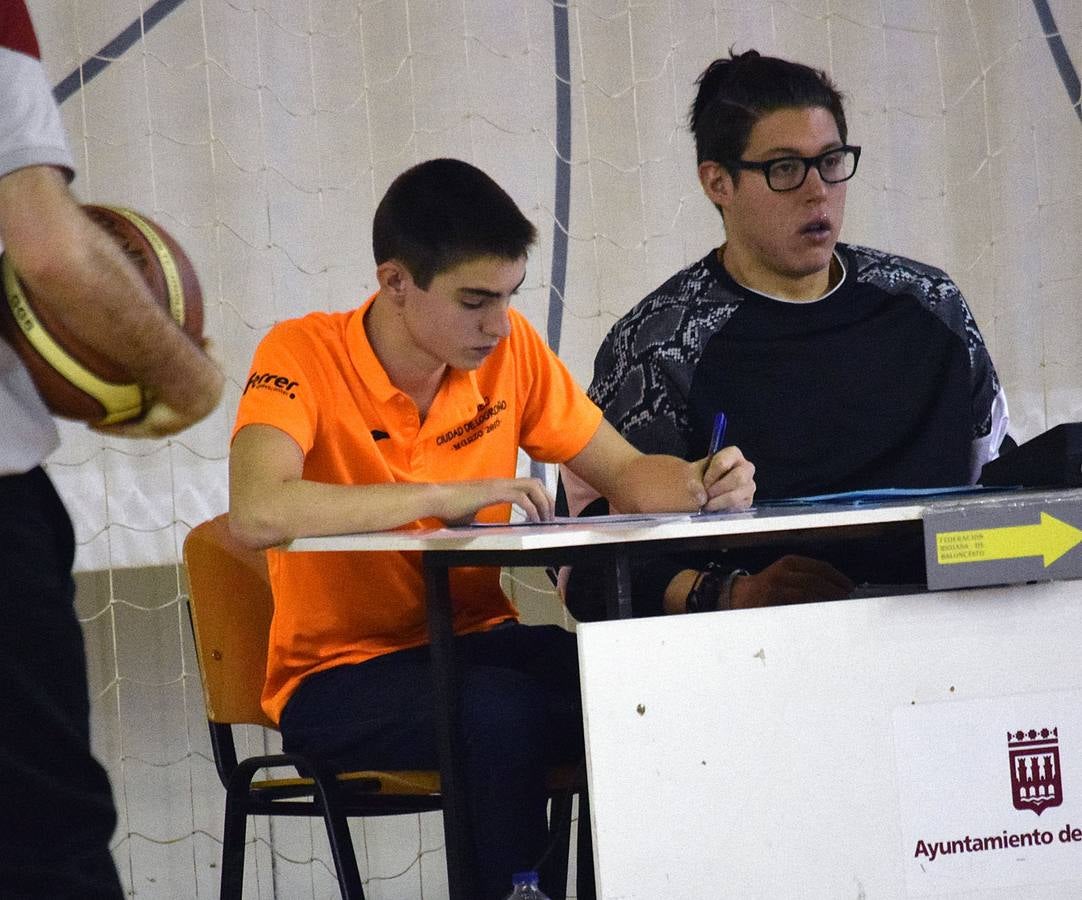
[{"left": 578, "top": 580, "right": 1082, "bottom": 899}]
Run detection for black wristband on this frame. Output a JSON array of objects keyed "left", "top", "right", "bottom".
[
  {"left": 685, "top": 564, "right": 748, "bottom": 613},
  {"left": 684, "top": 564, "right": 721, "bottom": 613}
]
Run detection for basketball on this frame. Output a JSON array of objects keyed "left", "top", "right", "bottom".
[{"left": 0, "top": 205, "right": 203, "bottom": 425}]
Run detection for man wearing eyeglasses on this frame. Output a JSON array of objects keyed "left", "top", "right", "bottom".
[{"left": 560, "top": 49, "right": 1009, "bottom": 618}]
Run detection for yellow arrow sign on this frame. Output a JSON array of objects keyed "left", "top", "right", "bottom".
[{"left": 936, "top": 513, "right": 1082, "bottom": 567}]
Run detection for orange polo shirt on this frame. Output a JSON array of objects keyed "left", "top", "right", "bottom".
[{"left": 233, "top": 295, "right": 603, "bottom": 722}]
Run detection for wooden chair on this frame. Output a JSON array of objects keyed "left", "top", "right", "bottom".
[{"left": 183, "top": 514, "right": 590, "bottom": 899}]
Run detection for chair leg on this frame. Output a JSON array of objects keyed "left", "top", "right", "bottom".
[
  {"left": 219, "top": 792, "right": 250, "bottom": 900},
  {"left": 310, "top": 778, "right": 366, "bottom": 899},
  {"left": 220, "top": 795, "right": 364, "bottom": 900}
]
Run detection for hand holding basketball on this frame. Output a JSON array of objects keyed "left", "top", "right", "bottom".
[{"left": 0, "top": 204, "right": 204, "bottom": 426}]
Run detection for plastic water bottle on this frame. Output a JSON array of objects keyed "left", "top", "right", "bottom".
[{"left": 503, "top": 869, "right": 552, "bottom": 899}]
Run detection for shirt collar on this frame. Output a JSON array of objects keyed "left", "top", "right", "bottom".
[{"left": 711, "top": 246, "right": 848, "bottom": 304}]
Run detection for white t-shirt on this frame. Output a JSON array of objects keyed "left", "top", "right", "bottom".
[{"left": 0, "top": 6, "right": 75, "bottom": 475}]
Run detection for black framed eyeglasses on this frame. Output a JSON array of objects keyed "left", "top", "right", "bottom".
[{"left": 733, "top": 145, "right": 861, "bottom": 192}]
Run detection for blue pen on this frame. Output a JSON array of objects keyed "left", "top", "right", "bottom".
[{"left": 708, "top": 411, "right": 728, "bottom": 456}]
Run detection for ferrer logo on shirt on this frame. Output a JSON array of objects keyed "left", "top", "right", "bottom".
[
  {"left": 436, "top": 396, "right": 507, "bottom": 451},
  {"left": 245, "top": 371, "right": 299, "bottom": 399}
]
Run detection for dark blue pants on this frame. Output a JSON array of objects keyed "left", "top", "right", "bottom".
[
  {"left": 280, "top": 621, "right": 584, "bottom": 900},
  {"left": 0, "top": 467, "right": 122, "bottom": 897}
]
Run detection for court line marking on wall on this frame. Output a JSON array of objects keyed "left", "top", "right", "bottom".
[
  {"left": 534, "top": 2, "right": 573, "bottom": 485},
  {"left": 1032, "top": 0, "right": 1082, "bottom": 123},
  {"left": 53, "top": 0, "right": 188, "bottom": 104},
  {"left": 547, "top": 1, "right": 572, "bottom": 357}
]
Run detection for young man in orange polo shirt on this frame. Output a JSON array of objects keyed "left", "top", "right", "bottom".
[{"left": 228, "top": 158, "right": 755, "bottom": 899}]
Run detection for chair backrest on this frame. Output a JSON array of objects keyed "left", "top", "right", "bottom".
[{"left": 183, "top": 514, "right": 277, "bottom": 729}]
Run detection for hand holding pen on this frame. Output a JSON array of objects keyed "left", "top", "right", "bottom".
[{"left": 700, "top": 410, "right": 755, "bottom": 511}]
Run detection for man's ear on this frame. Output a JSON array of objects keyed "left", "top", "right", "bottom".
[
  {"left": 698, "top": 160, "right": 734, "bottom": 210},
  {"left": 376, "top": 259, "right": 412, "bottom": 303}
]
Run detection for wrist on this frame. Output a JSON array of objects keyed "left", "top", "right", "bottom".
[
  {"left": 718, "top": 568, "right": 749, "bottom": 610},
  {"left": 684, "top": 564, "right": 749, "bottom": 613}
]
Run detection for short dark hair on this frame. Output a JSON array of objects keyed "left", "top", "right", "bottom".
[
  {"left": 689, "top": 49, "right": 847, "bottom": 173},
  {"left": 372, "top": 158, "right": 537, "bottom": 289}
]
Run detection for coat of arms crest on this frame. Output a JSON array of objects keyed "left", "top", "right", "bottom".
[{"left": 1009, "top": 727, "right": 1062, "bottom": 815}]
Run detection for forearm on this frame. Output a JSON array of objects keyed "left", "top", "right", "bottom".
[
  {"left": 606, "top": 453, "right": 707, "bottom": 513},
  {"left": 0, "top": 166, "right": 221, "bottom": 420},
  {"left": 565, "top": 420, "right": 706, "bottom": 513},
  {"left": 566, "top": 419, "right": 753, "bottom": 514},
  {"left": 666, "top": 555, "right": 857, "bottom": 613},
  {"left": 73, "top": 220, "right": 221, "bottom": 418},
  {"left": 229, "top": 424, "right": 554, "bottom": 548},
  {"left": 229, "top": 475, "right": 450, "bottom": 549},
  {"left": 663, "top": 569, "right": 700, "bottom": 615}
]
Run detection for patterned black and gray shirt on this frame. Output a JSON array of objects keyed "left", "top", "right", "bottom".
[
  {"left": 560, "top": 243, "right": 1009, "bottom": 618},
  {"left": 583, "top": 242, "right": 1005, "bottom": 498}
]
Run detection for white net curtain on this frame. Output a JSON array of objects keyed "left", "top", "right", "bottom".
[{"left": 21, "top": 0, "right": 1082, "bottom": 896}]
